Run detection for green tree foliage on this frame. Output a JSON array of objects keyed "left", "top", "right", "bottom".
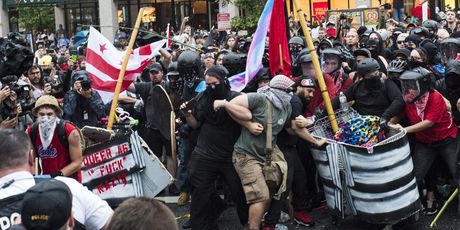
[
  {"left": 225, "top": 0, "right": 266, "bottom": 33},
  {"left": 15, "top": 5, "right": 55, "bottom": 32}
]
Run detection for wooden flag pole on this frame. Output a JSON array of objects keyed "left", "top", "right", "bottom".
[
  {"left": 293, "top": 0, "right": 338, "bottom": 133},
  {"left": 279, "top": 44, "right": 284, "bottom": 69},
  {"left": 107, "top": 8, "right": 145, "bottom": 130}
]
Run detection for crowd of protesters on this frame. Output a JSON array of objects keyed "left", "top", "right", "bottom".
[{"left": 1, "top": 4, "right": 460, "bottom": 230}]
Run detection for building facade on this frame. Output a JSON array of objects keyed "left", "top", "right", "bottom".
[{"left": 1, "top": 0, "right": 459, "bottom": 41}]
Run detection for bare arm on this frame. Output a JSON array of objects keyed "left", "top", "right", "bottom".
[
  {"left": 404, "top": 120, "right": 435, "bottom": 133},
  {"left": 118, "top": 94, "right": 138, "bottom": 104},
  {"left": 127, "top": 83, "right": 136, "bottom": 93},
  {"left": 60, "top": 130, "right": 82, "bottom": 177},
  {"left": 159, "top": 48, "right": 172, "bottom": 69},
  {"left": 215, "top": 94, "right": 252, "bottom": 121},
  {"left": 288, "top": 120, "right": 326, "bottom": 147}
]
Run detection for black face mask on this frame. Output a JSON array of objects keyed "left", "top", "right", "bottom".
[
  {"left": 363, "top": 75, "right": 382, "bottom": 90},
  {"left": 170, "top": 79, "right": 184, "bottom": 93},
  {"left": 206, "top": 83, "right": 227, "bottom": 99},
  {"left": 446, "top": 74, "right": 460, "bottom": 90},
  {"left": 407, "top": 59, "right": 425, "bottom": 69},
  {"left": 368, "top": 48, "right": 378, "bottom": 58}
]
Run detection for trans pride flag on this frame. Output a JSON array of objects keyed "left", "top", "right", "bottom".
[{"left": 229, "top": 0, "right": 274, "bottom": 92}]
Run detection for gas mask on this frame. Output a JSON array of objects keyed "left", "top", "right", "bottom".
[
  {"left": 400, "top": 79, "right": 430, "bottom": 103},
  {"left": 38, "top": 115, "right": 58, "bottom": 150}
]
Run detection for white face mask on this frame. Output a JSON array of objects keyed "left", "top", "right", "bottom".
[{"left": 38, "top": 115, "right": 58, "bottom": 149}]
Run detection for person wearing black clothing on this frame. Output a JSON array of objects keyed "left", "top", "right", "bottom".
[
  {"left": 183, "top": 66, "right": 248, "bottom": 230},
  {"left": 63, "top": 71, "right": 106, "bottom": 128},
  {"left": 331, "top": 58, "right": 405, "bottom": 128},
  {"left": 126, "top": 63, "right": 177, "bottom": 179},
  {"left": 437, "top": 60, "right": 460, "bottom": 125},
  {"left": 263, "top": 76, "right": 327, "bottom": 229}
]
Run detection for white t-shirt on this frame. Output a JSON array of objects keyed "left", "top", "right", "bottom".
[{"left": 0, "top": 171, "right": 113, "bottom": 230}]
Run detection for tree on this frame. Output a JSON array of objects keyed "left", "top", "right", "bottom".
[
  {"left": 14, "top": 5, "right": 55, "bottom": 32},
  {"left": 225, "top": 0, "right": 267, "bottom": 34}
]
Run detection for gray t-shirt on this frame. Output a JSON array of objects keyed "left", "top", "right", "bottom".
[{"left": 234, "top": 93, "right": 292, "bottom": 161}]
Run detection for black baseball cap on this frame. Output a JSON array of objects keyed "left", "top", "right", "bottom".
[
  {"left": 293, "top": 76, "right": 316, "bottom": 88},
  {"left": 21, "top": 179, "right": 73, "bottom": 230},
  {"left": 149, "top": 63, "right": 163, "bottom": 73}
]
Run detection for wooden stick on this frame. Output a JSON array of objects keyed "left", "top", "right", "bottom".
[
  {"left": 430, "top": 188, "right": 458, "bottom": 228},
  {"left": 107, "top": 8, "right": 145, "bottom": 130},
  {"left": 279, "top": 44, "right": 284, "bottom": 69},
  {"left": 293, "top": 0, "right": 338, "bottom": 133}
]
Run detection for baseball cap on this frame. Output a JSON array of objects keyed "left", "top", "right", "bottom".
[
  {"left": 21, "top": 179, "right": 72, "bottom": 230},
  {"left": 149, "top": 63, "right": 163, "bottom": 73},
  {"left": 293, "top": 76, "right": 316, "bottom": 88}
]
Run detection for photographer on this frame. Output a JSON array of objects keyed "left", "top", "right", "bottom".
[
  {"left": 0, "top": 86, "right": 19, "bottom": 129},
  {"left": 63, "top": 71, "right": 106, "bottom": 128},
  {"left": 0, "top": 77, "right": 34, "bottom": 131}
]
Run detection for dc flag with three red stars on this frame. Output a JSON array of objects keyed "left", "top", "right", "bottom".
[{"left": 86, "top": 27, "right": 167, "bottom": 104}]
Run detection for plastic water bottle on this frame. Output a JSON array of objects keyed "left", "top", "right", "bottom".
[{"left": 339, "top": 92, "right": 349, "bottom": 111}]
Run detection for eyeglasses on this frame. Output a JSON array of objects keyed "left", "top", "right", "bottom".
[{"left": 397, "top": 41, "right": 404, "bottom": 44}]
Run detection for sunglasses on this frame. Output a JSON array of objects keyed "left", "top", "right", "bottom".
[{"left": 397, "top": 41, "right": 404, "bottom": 44}]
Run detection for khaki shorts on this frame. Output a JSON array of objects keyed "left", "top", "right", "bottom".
[{"left": 232, "top": 151, "right": 270, "bottom": 204}]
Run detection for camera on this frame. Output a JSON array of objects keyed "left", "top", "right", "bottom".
[
  {"left": 0, "top": 75, "right": 34, "bottom": 118},
  {"left": 76, "top": 75, "right": 92, "bottom": 91},
  {"left": 43, "top": 75, "right": 63, "bottom": 91},
  {"left": 340, "top": 13, "right": 348, "bottom": 20}
]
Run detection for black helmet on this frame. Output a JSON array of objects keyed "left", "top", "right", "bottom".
[
  {"left": 322, "top": 48, "right": 344, "bottom": 61},
  {"left": 440, "top": 38, "right": 460, "bottom": 64},
  {"left": 353, "top": 48, "right": 372, "bottom": 58},
  {"left": 222, "top": 52, "right": 246, "bottom": 76},
  {"left": 387, "top": 59, "right": 407, "bottom": 73},
  {"left": 421, "top": 20, "right": 439, "bottom": 32},
  {"left": 410, "top": 27, "right": 429, "bottom": 37},
  {"left": 299, "top": 54, "right": 313, "bottom": 64},
  {"left": 446, "top": 60, "right": 460, "bottom": 76},
  {"left": 357, "top": 58, "right": 380, "bottom": 74},
  {"left": 400, "top": 67, "right": 434, "bottom": 103},
  {"left": 166, "top": 62, "right": 180, "bottom": 76},
  {"left": 255, "top": 68, "right": 271, "bottom": 82},
  {"left": 177, "top": 50, "right": 200, "bottom": 70},
  {"left": 289, "top": 36, "right": 305, "bottom": 47}
]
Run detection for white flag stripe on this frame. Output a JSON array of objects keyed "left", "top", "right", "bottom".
[{"left": 86, "top": 63, "right": 137, "bottom": 82}]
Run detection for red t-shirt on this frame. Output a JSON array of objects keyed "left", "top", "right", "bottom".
[
  {"left": 405, "top": 91, "right": 457, "bottom": 143},
  {"left": 27, "top": 122, "right": 82, "bottom": 182}
]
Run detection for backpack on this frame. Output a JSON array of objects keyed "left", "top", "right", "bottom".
[{"left": 29, "top": 119, "right": 86, "bottom": 153}]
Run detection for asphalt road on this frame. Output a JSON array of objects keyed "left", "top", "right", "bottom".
[{"left": 164, "top": 198, "right": 460, "bottom": 230}]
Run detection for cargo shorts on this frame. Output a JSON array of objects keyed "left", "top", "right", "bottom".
[{"left": 232, "top": 151, "right": 271, "bottom": 204}]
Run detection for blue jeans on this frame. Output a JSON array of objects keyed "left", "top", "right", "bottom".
[
  {"left": 177, "top": 137, "right": 194, "bottom": 192},
  {"left": 393, "top": 8, "right": 405, "bottom": 22}
]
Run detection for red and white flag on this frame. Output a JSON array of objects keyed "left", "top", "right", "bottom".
[{"left": 86, "top": 27, "right": 167, "bottom": 103}]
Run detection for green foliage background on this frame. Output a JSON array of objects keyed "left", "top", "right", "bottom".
[
  {"left": 224, "top": 0, "right": 266, "bottom": 33},
  {"left": 10, "top": 5, "right": 55, "bottom": 32}
]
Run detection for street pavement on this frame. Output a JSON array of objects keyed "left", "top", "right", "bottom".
[{"left": 159, "top": 196, "right": 460, "bottom": 230}]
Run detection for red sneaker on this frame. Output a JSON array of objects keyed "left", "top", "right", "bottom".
[
  {"left": 294, "top": 211, "right": 315, "bottom": 227},
  {"left": 261, "top": 226, "right": 275, "bottom": 230}
]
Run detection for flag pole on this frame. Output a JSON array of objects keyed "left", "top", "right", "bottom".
[
  {"left": 293, "top": 0, "right": 338, "bottom": 133},
  {"left": 107, "top": 8, "right": 145, "bottom": 130},
  {"left": 279, "top": 44, "right": 284, "bottom": 69}
]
